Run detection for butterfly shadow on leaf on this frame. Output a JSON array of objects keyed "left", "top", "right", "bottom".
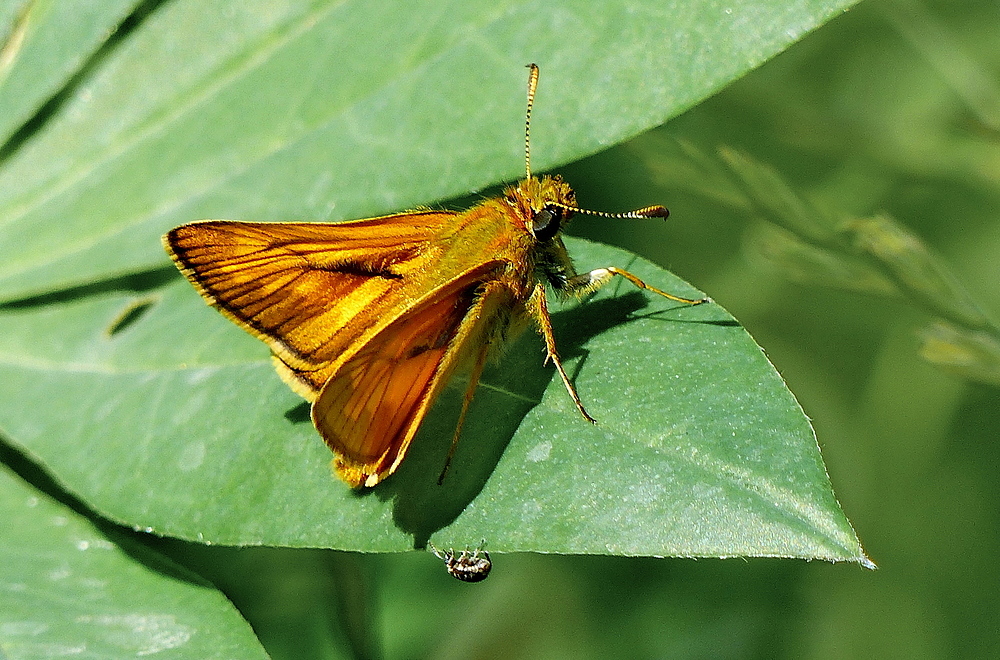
[{"left": 361, "top": 289, "right": 705, "bottom": 548}]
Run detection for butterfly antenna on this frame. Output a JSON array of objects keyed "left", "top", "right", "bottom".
[
  {"left": 525, "top": 63, "right": 539, "bottom": 179},
  {"left": 549, "top": 201, "right": 670, "bottom": 220}
]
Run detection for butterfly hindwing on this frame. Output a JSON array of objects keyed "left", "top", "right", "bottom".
[{"left": 314, "top": 272, "right": 513, "bottom": 487}]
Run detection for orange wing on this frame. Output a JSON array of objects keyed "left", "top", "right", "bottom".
[
  {"left": 313, "top": 273, "right": 512, "bottom": 488},
  {"left": 165, "top": 214, "right": 512, "bottom": 487},
  {"left": 163, "top": 213, "right": 458, "bottom": 394}
]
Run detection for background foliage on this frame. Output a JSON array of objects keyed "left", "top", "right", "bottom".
[{"left": 3, "top": 0, "right": 999, "bottom": 657}]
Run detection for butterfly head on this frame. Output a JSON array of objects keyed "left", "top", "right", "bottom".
[{"left": 506, "top": 174, "right": 577, "bottom": 243}]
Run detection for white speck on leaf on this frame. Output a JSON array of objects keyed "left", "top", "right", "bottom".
[
  {"left": 177, "top": 441, "right": 206, "bottom": 472},
  {"left": 526, "top": 441, "right": 552, "bottom": 462},
  {"left": 1, "top": 621, "right": 49, "bottom": 636},
  {"left": 76, "top": 614, "right": 194, "bottom": 655}
]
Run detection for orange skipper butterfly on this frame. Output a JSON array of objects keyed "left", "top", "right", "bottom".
[{"left": 164, "top": 64, "right": 706, "bottom": 488}]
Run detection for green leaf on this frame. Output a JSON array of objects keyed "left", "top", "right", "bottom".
[
  {"left": 0, "top": 0, "right": 139, "bottom": 145},
  {"left": 0, "top": 237, "right": 866, "bottom": 562},
  {"left": 0, "top": 0, "right": 858, "bottom": 300},
  {"left": 0, "top": 0, "right": 866, "bottom": 563},
  {"left": 0, "top": 462, "right": 269, "bottom": 659}
]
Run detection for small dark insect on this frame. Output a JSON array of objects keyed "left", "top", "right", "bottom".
[{"left": 430, "top": 540, "right": 492, "bottom": 583}]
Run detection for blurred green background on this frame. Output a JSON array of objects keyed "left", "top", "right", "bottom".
[
  {"left": 3, "top": 0, "right": 999, "bottom": 657},
  {"left": 181, "top": 0, "right": 1000, "bottom": 657}
]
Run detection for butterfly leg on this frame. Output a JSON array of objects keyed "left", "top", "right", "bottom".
[
  {"left": 564, "top": 267, "right": 710, "bottom": 305},
  {"left": 527, "top": 283, "right": 597, "bottom": 424},
  {"left": 437, "top": 339, "right": 490, "bottom": 485},
  {"left": 434, "top": 278, "right": 514, "bottom": 484}
]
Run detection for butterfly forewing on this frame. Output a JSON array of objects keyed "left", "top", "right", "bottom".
[{"left": 164, "top": 214, "right": 458, "bottom": 372}]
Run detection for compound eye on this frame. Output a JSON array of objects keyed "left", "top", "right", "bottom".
[{"left": 532, "top": 205, "right": 563, "bottom": 241}]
